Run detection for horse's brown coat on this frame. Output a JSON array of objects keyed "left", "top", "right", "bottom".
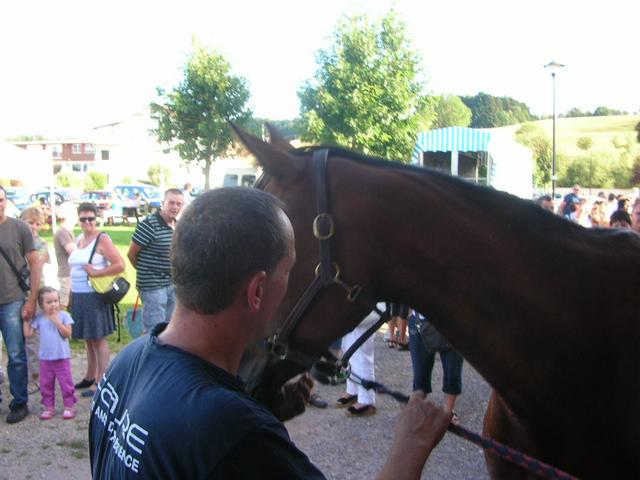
[{"left": 234, "top": 125, "right": 640, "bottom": 479}]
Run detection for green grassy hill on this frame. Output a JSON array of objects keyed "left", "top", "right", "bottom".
[
  {"left": 530, "top": 115, "right": 639, "bottom": 158},
  {"left": 498, "top": 114, "right": 639, "bottom": 159}
]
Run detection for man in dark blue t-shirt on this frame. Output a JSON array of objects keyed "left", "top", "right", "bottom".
[
  {"left": 560, "top": 184, "right": 581, "bottom": 220},
  {"left": 89, "top": 188, "right": 451, "bottom": 479}
]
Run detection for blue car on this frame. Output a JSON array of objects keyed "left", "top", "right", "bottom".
[
  {"left": 5, "top": 187, "right": 32, "bottom": 213},
  {"left": 113, "top": 184, "right": 162, "bottom": 216}
]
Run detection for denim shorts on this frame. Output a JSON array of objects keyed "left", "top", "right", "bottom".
[
  {"left": 140, "top": 285, "right": 176, "bottom": 333},
  {"left": 408, "top": 314, "right": 463, "bottom": 395}
]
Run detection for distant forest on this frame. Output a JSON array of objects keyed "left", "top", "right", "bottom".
[{"left": 458, "top": 92, "right": 632, "bottom": 129}]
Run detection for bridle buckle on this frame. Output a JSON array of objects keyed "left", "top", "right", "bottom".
[{"left": 313, "top": 213, "right": 335, "bottom": 240}]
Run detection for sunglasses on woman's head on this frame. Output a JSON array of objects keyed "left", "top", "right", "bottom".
[{"left": 79, "top": 216, "right": 96, "bottom": 223}]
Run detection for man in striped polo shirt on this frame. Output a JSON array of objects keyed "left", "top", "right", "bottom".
[{"left": 127, "top": 188, "right": 184, "bottom": 333}]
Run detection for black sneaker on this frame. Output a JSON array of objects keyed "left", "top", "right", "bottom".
[
  {"left": 6, "top": 404, "right": 29, "bottom": 424},
  {"left": 74, "top": 378, "right": 95, "bottom": 390}
]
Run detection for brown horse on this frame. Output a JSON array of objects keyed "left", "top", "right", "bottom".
[{"left": 233, "top": 124, "right": 640, "bottom": 479}]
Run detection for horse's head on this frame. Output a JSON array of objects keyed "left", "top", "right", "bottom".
[{"left": 232, "top": 124, "right": 377, "bottom": 406}]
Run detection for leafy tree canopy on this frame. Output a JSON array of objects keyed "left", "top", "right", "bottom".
[
  {"left": 298, "top": 11, "right": 431, "bottom": 162},
  {"left": 150, "top": 42, "right": 252, "bottom": 188},
  {"left": 514, "top": 123, "right": 551, "bottom": 188},
  {"left": 431, "top": 95, "right": 472, "bottom": 128},
  {"left": 576, "top": 136, "right": 593, "bottom": 152},
  {"left": 147, "top": 164, "right": 172, "bottom": 187},
  {"left": 564, "top": 106, "right": 627, "bottom": 117},
  {"left": 461, "top": 93, "right": 535, "bottom": 128}
]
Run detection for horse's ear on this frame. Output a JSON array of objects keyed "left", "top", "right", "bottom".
[
  {"left": 230, "top": 123, "right": 302, "bottom": 179},
  {"left": 264, "top": 123, "right": 292, "bottom": 151}
]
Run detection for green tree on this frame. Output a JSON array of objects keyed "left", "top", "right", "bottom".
[
  {"left": 298, "top": 11, "right": 431, "bottom": 162},
  {"left": 608, "top": 154, "right": 633, "bottom": 188},
  {"left": 576, "top": 136, "right": 594, "bottom": 193},
  {"left": 632, "top": 156, "right": 640, "bottom": 186},
  {"left": 55, "top": 171, "right": 82, "bottom": 189},
  {"left": 431, "top": 95, "right": 472, "bottom": 128},
  {"left": 150, "top": 43, "right": 252, "bottom": 189},
  {"left": 147, "top": 164, "right": 172, "bottom": 187},
  {"left": 461, "top": 93, "right": 535, "bottom": 128},
  {"left": 514, "top": 123, "right": 551, "bottom": 188},
  {"left": 84, "top": 171, "right": 108, "bottom": 191},
  {"left": 592, "top": 106, "right": 611, "bottom": 116},
  {"left": 563, "top": 157, "right": 611, "bottom": 188},
  {"left": 565, "top": 107, "right": 588, "bottom": 118},
  {"left": 635, "top": 120, "right": 640, "bottom": 143},
  {"left": 576, "top": 136, "right": 593, "bottom": 152}
]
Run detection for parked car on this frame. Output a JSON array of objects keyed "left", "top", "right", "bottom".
[
  {"left": 80, "top": 190, "right": 138, "bottom": 225},
  {"left": 113, "top": 184, "right": 162, "bottom": 216},
  {"left": 28, "top": 190, "right": 80, "bottom": 225},
  {"left": 5, "top": 187, "right": 32, "bottom": 213},
  {"left": 222, "top": 172, "right": 257, "bottom": 188},
  {"left": 80, "top": 190, "right": 113, "bottom": 211},
  {"left": 30, "top": 189, "right": 82, "bottom": 207}
]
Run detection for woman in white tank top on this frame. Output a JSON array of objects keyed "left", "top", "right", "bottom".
[{"left": 68, "top": 203, "right": 125, "bottom": 397}]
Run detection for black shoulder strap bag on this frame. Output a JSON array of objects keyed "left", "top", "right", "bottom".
[{"left": 0, "top": 246, "right": 30, "bottom": 293}]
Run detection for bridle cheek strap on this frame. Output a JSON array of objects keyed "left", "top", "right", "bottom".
[{"left": 268, "top": 148, "right": 380, "bottom": 371}]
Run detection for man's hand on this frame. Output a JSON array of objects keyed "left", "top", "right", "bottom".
[
  {"left": 269, "top": 373, "right": 313, "bottom": 421},
  {"left": 22, "top": 297, "right": 36, "bottom": 321},
  {"left": 378, "top": 392, "right": 452, "bottom": 480}
]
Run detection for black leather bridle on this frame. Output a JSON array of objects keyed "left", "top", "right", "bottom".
[{"left": 255, "top": 148, "right": 388, "bottom": 373}]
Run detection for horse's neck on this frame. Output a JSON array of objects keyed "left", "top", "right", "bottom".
[{"left": 361, "top": 166, "right": 632, "bottom": 416}]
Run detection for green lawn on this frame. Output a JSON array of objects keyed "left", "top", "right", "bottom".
[{"left": 40, "top": 224, "right": 138, "bottom": 352}]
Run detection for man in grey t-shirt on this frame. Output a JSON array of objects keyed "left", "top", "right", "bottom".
[
  {"left": 0, "top": 186, "right": 43, "bottom": 423},
  {"left": 53, "top": 205, "right": 76, "bottom": 309}
]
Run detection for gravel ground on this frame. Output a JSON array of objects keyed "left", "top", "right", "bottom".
[{"left": 0, "top": 331, "right": 492, "bottom": 479}]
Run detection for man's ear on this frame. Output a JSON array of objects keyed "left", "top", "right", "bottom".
[{"left": 245, "top": 271, "right": 268, "bottom": 312}]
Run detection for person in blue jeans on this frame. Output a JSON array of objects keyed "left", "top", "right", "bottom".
[
  {"left": 0, "top": 186, "right": 44, "bottom": 423},
  {"left": 408, "top": 309, "right": 463, "bottom": 423}
]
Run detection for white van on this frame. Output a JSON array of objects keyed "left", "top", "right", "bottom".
[{"left": 222, "top": 169, "right": 258, "bottom": 188}]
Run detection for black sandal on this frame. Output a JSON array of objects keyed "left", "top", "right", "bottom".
[
  {"left": 346, "top": 404, "right": 377, "bottom": 416},
  {"left": 336, "top": 394, "right": 357, "bottom": 408}
]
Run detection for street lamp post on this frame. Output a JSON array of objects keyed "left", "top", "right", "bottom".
[{"left": 544, "top": 61, "right": 565, "bottom": 201}]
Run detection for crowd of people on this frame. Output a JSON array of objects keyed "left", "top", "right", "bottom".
[
  {"left": 1, "top": 182, "right": 639, "bottom": 478},
  {"left": 537, "top": 184, "right": 640, "bottom": 231},
  {"left": 0, "top": 186, "right": 185, "bottom": 422}
]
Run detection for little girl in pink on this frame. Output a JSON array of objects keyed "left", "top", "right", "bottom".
[{"left": 23, "top": 286, "right": 77, "bottom": 420}]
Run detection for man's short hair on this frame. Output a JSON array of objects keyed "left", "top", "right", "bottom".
[
  {"left": 172, "top": 187, "right": 288, "bottom": 315},
  {"left": 0, "top": 185, "right": 6, "bottom": 196},
  {"left": 536, "top": 194, "right": 552, "bottom": 205},
  {"left": 164, "top": 188, "right": 183, "bottom": 199}
]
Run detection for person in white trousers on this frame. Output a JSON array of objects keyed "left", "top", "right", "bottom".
[{"left": 336, "top": 303, "right": 384, "bottom": 416}]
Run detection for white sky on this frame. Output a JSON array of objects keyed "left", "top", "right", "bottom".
[{"left": 1, "top": 0, "right": 638, "bottom": 137}]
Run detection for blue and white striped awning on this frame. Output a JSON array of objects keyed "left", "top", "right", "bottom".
[{"left": 412, "top": 127, "right": 492, "bottom": 164}]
